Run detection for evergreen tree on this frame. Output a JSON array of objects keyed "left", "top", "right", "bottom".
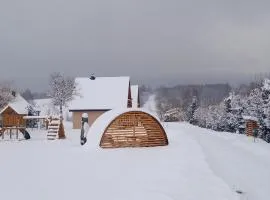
[
  {"left": 230, "top": 94, "right": 245, "bottom": 134},
  {"left": 244, "top": 88, "right": 264, "bottom": 137},
  {"left": 187, "top": 96, "right": 198, "bottom": 125},
  {"left": 261, "top": 79, "right": 270, "bottom": 140},
  {"left": 224, "top": 94, "right": 236, "bottom": 132}
]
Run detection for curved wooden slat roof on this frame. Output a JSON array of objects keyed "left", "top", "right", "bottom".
[{"left": 86, "top": 108, "right": 168, "bottom": 149}]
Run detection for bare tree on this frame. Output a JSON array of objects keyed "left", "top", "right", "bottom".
[
  {"left": 0, "top": 82, "right": 14, "bottom": 109},
  {"left": 48, "top": 72, "right": 77, "bottom": 120}
]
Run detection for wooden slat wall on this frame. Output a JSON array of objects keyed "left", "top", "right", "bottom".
[
  {"left": 1, "top": 106, "right": 26, "bottom": 127},
  {"left": 100, "top": 111, "right": 168, "bottom": 148}
]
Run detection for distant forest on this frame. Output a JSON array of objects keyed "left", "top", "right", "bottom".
[{"left": 149, "top": 81, "right": 263, "bottom": 120}]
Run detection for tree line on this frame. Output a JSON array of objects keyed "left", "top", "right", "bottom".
[{"left": 155, "top": 79, "right": 270, "bottom": 142}]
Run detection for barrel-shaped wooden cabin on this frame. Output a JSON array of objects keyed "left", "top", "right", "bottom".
[{"left": 86, "top": 109, "right": 168, "bottom": 148}]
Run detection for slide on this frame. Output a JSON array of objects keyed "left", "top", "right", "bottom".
[{"left": 19, "top": 129, "right": 31, "bottom": 140}]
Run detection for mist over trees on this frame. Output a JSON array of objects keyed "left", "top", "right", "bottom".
[
  {"left": 155, "top": 83, "right": 231, "bottom": 120},
  {"left": 139, "top": 85, "right": 152, "bottom": 106}
]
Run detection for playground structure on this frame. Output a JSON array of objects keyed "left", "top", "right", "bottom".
[
  {"left": 24, "top": 116, "right": 65, "bottom": 140},
  {"left": 0, "top": 105, "right": 30, "bottom": 140},
  {"left": 46, "top": 117, "right": 65, "bottom": 140},
  {"left": 0, "top": 127, "right": 30, "bottom": 140},
  {"left": 0, "top": 92, "right": 65, "bottom": 141},
  {"left": 0, "top": 114, "right": 64, "bottom": 141}
]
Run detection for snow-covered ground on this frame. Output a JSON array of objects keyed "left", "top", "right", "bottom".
[
  {"left": 0, "top": 122, "right": 238, "bottom": 200},
  {"left": 1, "top": 96, "right": 270, "bottom": 200},
  {"left": 185, "top": 123, "right": 270, "bottom": 200}
]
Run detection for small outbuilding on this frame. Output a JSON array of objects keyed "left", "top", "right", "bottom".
[
  {"left": 87, "top": 109, "right": 168, "bottom": 148},
  {"left": 243, "top": 116, "right": 259, "bottom": 137}
]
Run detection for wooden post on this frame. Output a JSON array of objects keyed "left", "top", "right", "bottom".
[{"left": 16, "top": 126, "right": 19, "bottom": 140}]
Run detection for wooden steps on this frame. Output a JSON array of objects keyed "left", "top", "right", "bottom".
[{"left": 47, "top": 119, "right": 60, "bottom": 140}]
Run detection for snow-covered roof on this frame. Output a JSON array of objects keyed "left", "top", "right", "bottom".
[
  {"left": 0, "top": 93, "right": 30, "bottom": 115},
  {"left": 69, "top": 76, "right": 130, "bottom": 111},
  {"left": 243, "top": 116, "right": 258, "bottom": 121},
  {"left": 131, "top": 85, "right": 139, "bottom": 108},
  {"left": 85, "top": 108, "right": 163, "bottom": 149}
]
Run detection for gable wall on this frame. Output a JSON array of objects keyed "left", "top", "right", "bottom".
[{"left": 72, "top": 110, "right": 107, "bottom": 129}]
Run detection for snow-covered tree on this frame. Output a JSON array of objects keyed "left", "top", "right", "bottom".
[
  {"left": 0, "top": 82, "right": 14, "bottom": 109},
  {"left": 194, "top": 106, "right": 208, "bottom": 128},
  {"left": 262, "top": 79, "right": 270, "bottom": 118},
  {"left": 48, "top": 73, "right": 77, "bottom": 120},
  {"left": 243, "top": 88, "right": 264, "bottom": 137},
  {"left": 223, "top": 93, "right": 245, "bottom": 133},
  {"left": 187, "top": 96, "right": 198, "bottom": 125},
  {"left": 261, "top": 79, "right": 270, "bottom": 141},
  {"left": 231, "top": 94, "right": 245, "bottom": 134},
  {"left": 224, "top": 94, "right": 235, "bottom": 132}
]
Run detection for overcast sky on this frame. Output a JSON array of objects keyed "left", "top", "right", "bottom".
[{"left": 1, "top": 0, "right": 270, "bottom": 91}]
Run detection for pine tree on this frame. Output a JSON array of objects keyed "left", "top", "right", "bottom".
[
  {"left": 261, "top": 79, "right": 270, "bottom": 140},
  {"left": 230, "top": 93, "right": 245, "bottom": 134},
  {"left": 224, "top": 94, "right": 235, "bottom": 132},
  {"left": 233, "top": 96, "right": 245, "bottom": 134},
  {"left": 187, "top": 96, "right": 198, "bottom": 125},
  {"left": 244, "top": 88, "right": 264, "bottom": 137}
]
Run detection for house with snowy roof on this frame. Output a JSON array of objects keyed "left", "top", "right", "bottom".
[
  {"left": 0, "top": 91, "right": 31, "bottom": 127},
  {"left": 69, "top": 76, "right": 135, "bottom": 129}
]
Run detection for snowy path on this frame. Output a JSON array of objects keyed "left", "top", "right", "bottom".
[{"left": 180, "top": 123, "right": 270, "bottom": 200}]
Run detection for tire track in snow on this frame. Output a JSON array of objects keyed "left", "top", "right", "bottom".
[{"left": 185, "top": 124, "right": 270, "bottom": 200}]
